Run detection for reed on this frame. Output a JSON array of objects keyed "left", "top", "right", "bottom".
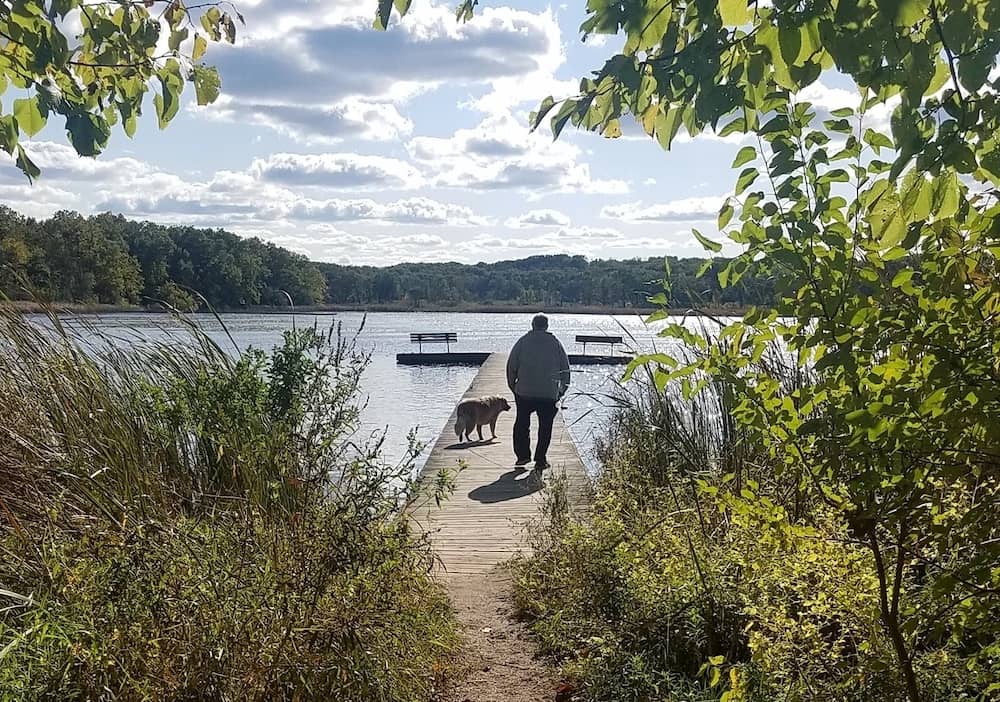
[{"left": 0, "top": 307, "right": 455, "bottom": 702}]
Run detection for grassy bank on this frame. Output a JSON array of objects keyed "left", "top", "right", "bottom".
[
  {"left": 513, "top": 356, "right": 999, "bottom": 701},
  {"left": 0, "top": 309, "right": 456, "bottom": 701}
]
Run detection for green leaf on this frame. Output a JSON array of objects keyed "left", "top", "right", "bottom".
[
  {"left": 0, "top": 115, "right": 17, "bottom": 155},
  {"left": 735, "top": 167, "right": 759, "bottom": 195},
  {"left": 200, "top": 10, "right": 221, "bottom": 39},
  {"left": 878, "top": 212, "right": 907, "bottom": 249},
  {"left": 530, "top": 97, "right": 556, "bottom": 132},
  {"left": 223, "top": 13, "right": 237, "bottom": 43},
  {"left": 863, "top": 128, "right": 894, "bottom": 153},
  {"left": 374, "top": 0, "right": 393, "bottom": 30},
  {"left": 732, "top": 146, "right": 756, "bottom": 168},
  {"left": 193, "top": 34, "right": 208, "bottom": 62},
  {"left": 15, "top": 144, "right": 40, "bottom": 182},
  {"left": 896, "top": 0, "right": 929, "bottom": 26},
  {"left": 65, "top": 113, "right": 110, "bottom": 157},
  {"left": 891, "top": 269, "right": 914, "bottom": 288},
  {"left": 626, "top": 2, "right": 672, "bottom": 53},
  {"left": 719, "top": 0, "right": 748, "bottom": 25},
  {"left": 719, "top": 116, "right": 746, "bottom": 137},
  {"left": 118, "top": 100, "right": 138, "bottom": 139},
  {"left": 193, "top": 66, "right": 222, "bottom": 106},
  {"left": 901, "top": 174, "right": 932, "bottom": 221},
  {"left": 692, "top": 228, "right": 723, "bottom": 253},
  {"left": 168, "top": 27, "right": 188, "bottom": 53},
  {"left": 14, "top": 97, "right": 46, "bottom": 137},
  {"left": 603, "top": 118, "right": 622, "bottom": 138},
  {"left": 550, "top": 100, "right": 576, "bottom": 139},
  {"left": 456, "top": 0, "right": 478, "bottom": 23},
  {"left": 718, "top": 200, "right": 734, "bottom": 229},
  {"left": 154, "top": 93, "right": 168, "bottom": 130},
  {"left": 932, "top": 171, "right": 960, "bottom": 220},
  {"left": 655, "top": 107, "right": 684, "bottom": 150}
]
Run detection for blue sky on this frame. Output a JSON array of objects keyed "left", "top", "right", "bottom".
[{"left": 3, "top": 0, "right": 882, "bottom": 265}]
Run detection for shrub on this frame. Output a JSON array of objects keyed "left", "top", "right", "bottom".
[
  {"left": 0, "top": 309, "right": 455, "bottom": 701},
  {"left": 514, "top": 363, "right": 994, "bottom": 701}
]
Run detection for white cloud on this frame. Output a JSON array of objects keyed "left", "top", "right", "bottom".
[
  {"left": 797, "top": 81, "right": 895, "bottom": 132},
  {"left": 249, "top": 152, "right": 424, "bottom": 189},
  {"left": 288, "top": 196, "right": 487, "bottom": 225},
  {"left": 505, "top": 209, "right": 571, "bottom": 228},
  {"left": 10, "top": 142, "right": 484, "bottom": 229},
  {"left": 643, "top": 177, "right": 657, "bottom": 186},
  {"left": 555, "top": 225, "right": 623, "bottom": 240},
  {"left": 601, "top": 196, "right": 725, "bottom": 223},
  {"left": 408, "top": 112, "right": 628, "bottom": 195},
  {"left": 201, "top": 97, "right": 414, "bottom": 144},
  {"left": 201, "top": 2, "right": 562, "bottom": 143},
  {"left": 0, "top": 181, "right": 80, "bottom": 218}
]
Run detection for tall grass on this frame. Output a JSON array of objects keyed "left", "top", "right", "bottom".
[
  {"left": 0, "top": 308, "right": 455, "bottom": 701},
  {"left": 513, "top": 333, "right": 985, "bottom": 701}
]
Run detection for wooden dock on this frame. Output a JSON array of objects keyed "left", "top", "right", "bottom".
[{"left": 410, "top": 353, "right": 591, "bottom": 578}]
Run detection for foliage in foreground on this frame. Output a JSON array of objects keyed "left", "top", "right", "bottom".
[
  {"left": 0, "top": 310, "right": 455, "bottom": 701},
  {"left": 1, "top": 0, "right": 238, "bottom": 180},
  {"left": 515, "top": 365, "right": 997, "bottom": 702}
]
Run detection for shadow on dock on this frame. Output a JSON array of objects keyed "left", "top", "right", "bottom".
[
  {"left": 445, "top": 439, "right": 498, "bottom": 450},
  {"left": 468, "top": 469, "right": 542, "bottom": 504}
]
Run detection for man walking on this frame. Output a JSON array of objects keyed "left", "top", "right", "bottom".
[{"left": 506, "top": 313, "right": 571, "bottom": 470}]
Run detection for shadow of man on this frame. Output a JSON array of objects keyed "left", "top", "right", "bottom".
[{"left": 468, "top": 469, "right": 541, "bottom": 504}]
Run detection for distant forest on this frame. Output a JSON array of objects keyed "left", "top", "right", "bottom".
[{"left": 0, "top": 208, "right": 775, "bottom": 311}]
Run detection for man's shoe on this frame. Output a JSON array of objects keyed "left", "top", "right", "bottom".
[
  {"left": 534, "top": 460, "right": 550, "bottom": 470},
  {"left": 514, "top": 457, "right": 531, "bottom": 466}
]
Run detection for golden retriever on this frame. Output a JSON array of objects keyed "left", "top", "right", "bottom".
[{"left": 454, "top": 395, "right": 511, "bottom": 442}]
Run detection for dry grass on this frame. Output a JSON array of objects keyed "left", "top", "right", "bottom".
[{"left": 0, "top": 308, "right": 456, "bottom": 702}]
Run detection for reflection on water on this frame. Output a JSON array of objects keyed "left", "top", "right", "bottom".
[{"left": 39, "top": 311, "right": 713, "bottom": 476}]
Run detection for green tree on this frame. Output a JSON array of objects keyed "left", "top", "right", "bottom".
[
  {"left": 261, "top": 242, "right": 327, "bottom": 305},
  {"left": 40, "top": 210, "right": 141, "bottom": 302},
  {"left": 381, "top": 1, "right": 1000, "bottom": 700},
  {"left": 1, "top": 0, "right": 241, "bottom": 180}
]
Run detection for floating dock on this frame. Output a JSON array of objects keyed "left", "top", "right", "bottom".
[
  {"left": 397, "top": 352, "right": 630, "bottom": 365},
  {"left": 409, "top": 353, "right": 591, "bottom": 578}
]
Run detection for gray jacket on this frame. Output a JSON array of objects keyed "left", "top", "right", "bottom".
[{"left": 506, "top": 330, "right": 571, "bottom": 400}]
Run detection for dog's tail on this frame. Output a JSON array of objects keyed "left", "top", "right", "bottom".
[{"left": 454, "top": 416, "right": 465, "bottom": 439}]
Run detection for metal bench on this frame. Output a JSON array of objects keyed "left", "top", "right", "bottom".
[
  {"left": 410, "top": 332, "right": 457, "bottom": 353},
  {"left": 576, "top": 334, "right": 624, "bottom": 356}
]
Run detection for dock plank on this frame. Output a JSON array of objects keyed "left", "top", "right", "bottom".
[{"left": 410, "top": 353, "right": 590, "bottom": 579}]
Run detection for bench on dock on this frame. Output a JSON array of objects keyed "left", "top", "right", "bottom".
[
  {"left": 576, "top": 334, "right": 624, "bottom": 356},
  {"left": 410, "top": 332, "right": 457, "bottom": 353}
]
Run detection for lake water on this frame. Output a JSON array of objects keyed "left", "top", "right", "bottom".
[{"left": 44, "top": 311, "right": 696, "bottom": 476}]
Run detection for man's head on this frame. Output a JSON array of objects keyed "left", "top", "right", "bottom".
[{"left": 532, "top": 313, "right": 549, "bottom": 331}]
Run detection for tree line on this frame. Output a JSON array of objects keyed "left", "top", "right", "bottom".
[{"left": 0, "top": 207, "right": 775, "bottom": 310}]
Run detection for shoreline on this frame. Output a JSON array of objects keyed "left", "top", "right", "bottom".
[{"left": 5, "top": 300, "right": 751, "bottom": 317}]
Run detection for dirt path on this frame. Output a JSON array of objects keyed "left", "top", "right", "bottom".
[{"left": 437, "top": 568, "right": 563, "bottom": 702}]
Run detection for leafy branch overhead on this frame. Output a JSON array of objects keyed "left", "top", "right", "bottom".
[
  {"left": 536, "top": 0, "right": 999, "bottom": 183},
  {"left": 0, "top": 0, "right": 242, "bottom": 180}
]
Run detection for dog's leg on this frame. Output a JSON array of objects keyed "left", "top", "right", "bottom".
[
  {"left": 490, "top": 417, "right": 497, "bottom": 439},
  {"left": 476, "top": 424, "right": 484, "bottom": 441}
]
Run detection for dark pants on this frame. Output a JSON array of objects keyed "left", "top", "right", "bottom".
[{"left": 513, "top": 394, "right": 558, "bottom": 463}]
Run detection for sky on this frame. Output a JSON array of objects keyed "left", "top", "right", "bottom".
[{"left": 2, "top": 0, "right": 881, "bottom": 266}]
